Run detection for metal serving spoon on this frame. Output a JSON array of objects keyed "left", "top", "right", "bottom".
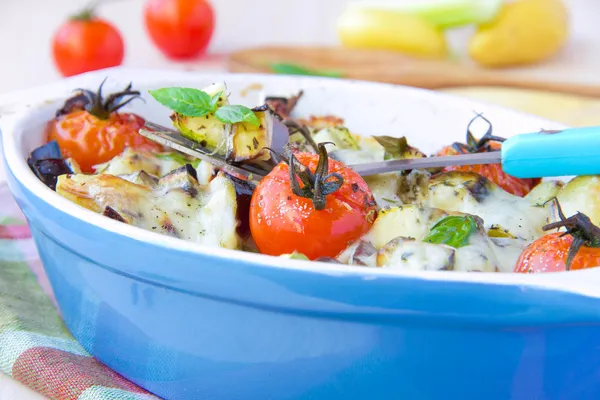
[{"left": 140, "top": 122, "right": 600, "bottom": 182}]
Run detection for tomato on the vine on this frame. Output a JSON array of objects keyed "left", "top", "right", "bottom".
[
  {"left": 45, "top": 80, "right": 163, "bottom": 173},
  {"left": 437, "top": 114, "right": 541, "bottom": 197},
  {"left": 144, "top": 0, "right": 215, "bottom": 59},
  {"left": 250, "top": 144, "right": 378, "bottom": 260},
  {"left": 515, "top": 201, "right": 600, "bottom": 273},
  {"left": 52, "top": 5, "right": 124, "bottom": 77}
]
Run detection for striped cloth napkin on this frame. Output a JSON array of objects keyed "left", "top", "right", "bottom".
[{"left": 0, "top": 184, "right": 160, "bottom": 400}]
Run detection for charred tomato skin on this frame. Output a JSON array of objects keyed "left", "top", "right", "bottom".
[
  {"left": 250, "top": 153, "right": 377, "bottom": 260},
  {"left": 45, "top": 110, "right": 163, "bottom": 173},
  {"left": 438, "top": 142, "right": 541, "bottom": 197},
  {"left": 514, "top": 232, "right": 600, "bottom": 273}
]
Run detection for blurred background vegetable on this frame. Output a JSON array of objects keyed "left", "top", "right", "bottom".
[
  {"left": 468, "top": 0, "right": 569, "bottom": 67},
  {"left": 52, "top": 1, "right": 124, "bottom": 77},
  {"left": 341, "top": 0, "right": 503, "bottom": 31},
  {"left": 336, "top": 5, "right": 448, "bottom": 59},
  {"left": 144, "top": 0, "right": 215, "bottom": 59},
  {"left": 336, "top": 0, "right": 569, "bottom": 67}
]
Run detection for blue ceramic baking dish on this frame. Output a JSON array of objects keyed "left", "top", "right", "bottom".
[{"left": 3, "top": 68, "right": 600, "bottom": 400}]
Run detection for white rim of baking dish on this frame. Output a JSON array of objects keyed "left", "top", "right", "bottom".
[{"left": 3, "top": 67, "right": 600, "bottom": 299}]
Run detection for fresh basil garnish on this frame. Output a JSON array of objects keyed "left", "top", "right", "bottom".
[
  {"left": 210, "top": 91, "right": 223, "bottom": 110},
  {"left": 423, "top": 215, "right": 477, "bottom": 249},
  {"left": 150, "top": 87, "right": 259, "bottom": 126},
  {"left": 149, "top": 87, "right": 214, "bottom": 117},
  {"left": 215, "top": 105, "right": 260, "bottom": 126}
]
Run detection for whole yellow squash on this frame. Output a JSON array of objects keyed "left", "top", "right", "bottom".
[{"left": 468, "top": 0, "right": 569, "bottom": 67}]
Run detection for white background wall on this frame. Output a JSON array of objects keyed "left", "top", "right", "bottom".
[{"left": 0, "top": 0, "right": 599, "bottom": 93}]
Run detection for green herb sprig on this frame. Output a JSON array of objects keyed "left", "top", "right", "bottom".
[
  {"left": 149, "top": 87, "right": 260, "bottom": 126},
  {"left": 423, "top": 215, "right": 477, "bottom": 249}
]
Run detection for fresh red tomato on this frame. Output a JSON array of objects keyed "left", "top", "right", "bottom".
[
  {"left": 250, "top": 145, "right": 378, "bottom": 260},
  {"left": 437, "top": 116, "right": 540, "bottom": 197},
  {"left": 52, "top": 8, "right": 124, "bottom": 77},
  {"left": 144, "top": 0, "right": 215, "bottom": 59},
  {"left": 514, "top": 232, "right": 600, "bottom": 273},
  {"left": 515, "top": 206, "right": 600, "bottom": 273},
  {"left": 45, "top": 81, "right": 163, "bottom": 173}
]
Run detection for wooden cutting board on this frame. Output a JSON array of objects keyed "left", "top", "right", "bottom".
[{"left": 228, "top": 46, "right": 600, "bottom": 98}]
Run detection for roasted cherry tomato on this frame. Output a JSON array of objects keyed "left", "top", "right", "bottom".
[
  {"left": 144, "top": 0, "right": 215, "bottom": 59},
  {"left": 45, "top": 81, "right": 163, "bottom": 173},
  {"left": 52, "top": 6, "right": 124, "bottom": 77},
  {"left": 250, "top": 144, "right": 378, "bottom": 260},
  {"left": 437, "top": 114, "right": 540, "bottom": 197},
  {"left": 515, "top": 202, "right": 600, "bottom": 273}
]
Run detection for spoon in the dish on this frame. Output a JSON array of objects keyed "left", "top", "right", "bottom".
[
  {"left": 141, "top": 121, "right": 274, "bottom": 183},
  {"left": 140, "top": 122, "right": 600, "bottom": 182}
]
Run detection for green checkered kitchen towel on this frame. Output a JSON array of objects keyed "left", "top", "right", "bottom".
[{"left": 0, "top": 183, "right": 161, "bottom": 400}]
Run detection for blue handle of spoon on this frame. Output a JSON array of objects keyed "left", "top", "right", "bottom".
[{"left": 501, "top": 126, "right": 600, "bottom": 178}]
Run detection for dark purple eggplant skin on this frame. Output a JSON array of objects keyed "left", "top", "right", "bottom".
[
  {"left": 227, "top": 174, "right": 256, "bottom": 239},
  {"left": 265, "top": 90, "right": 303, "bottom": 120},
  {"left": 29, "top": 140, "right": 62, "bottom": 162},
  {"left": 27, "top": 140, "right": 72, "bottom": 191},
  {"left": 29, "top": 159, "right": 72, "bottom": 191},
  {"left": 102, "top": 206, "right": 126, "bottom": 222}
]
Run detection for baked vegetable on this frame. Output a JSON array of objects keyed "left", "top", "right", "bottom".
[
  {"left": 45, "top": 80, "right": 163, "bottom": 173},
  {"left": 56, "top": 167, "right": 239, "bottom": 249},
  {"left": 249, "top": 144, "right": 378, "bottom": 259}
]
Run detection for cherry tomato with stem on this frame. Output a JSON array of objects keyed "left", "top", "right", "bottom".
[
  {"left": 52, "top": 1, "right": 124, "bottom": 77},
  {"left": 437, "top": 114, "right": 541, "bottom": 197},
  {"left": 515, "top": 199, "right": 600, "bottom": 273},
  {"left": 250, "top": 143, "right": 378, "bottom": 260},
  {"left": 45, "top": 79, "right": 163, "bottom": 173}
]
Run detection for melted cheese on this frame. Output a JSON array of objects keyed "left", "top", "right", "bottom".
[
  {"left": 56, "top": 170, "right": 239, "bottom": 249},
  {"left": 376, "top": 238, "right": 456, "bottom": 271},
  {"left": 93, "top": 148, "right": 179, "bottom": 177},
  {"left": 425, "top": 172, "right": 555, "bottom": 241},
  {"left": 363, "top": 204, "right": 503, "bottom": 272},
  {"left": 92, "top": 148, "right": 216, "bottom": 185}
]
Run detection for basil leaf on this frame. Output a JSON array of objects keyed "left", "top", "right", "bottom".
[
  {"left": 215, "top": 105, "right": 260, "bottom": 126},
  {"left": 373, "top": 135, "right": 408, "bottom": 160},
  {"left": 210, "top": 91, "right": 223, "bottom": 111},
  {"left": 149, "top": 88, "right": 213, "bottom": 117},
  {"left": 270, "top": 63, "right": 344, "bottom": 78},
  {"left": 423, "top": 215, "right": 477, "bottom": 249}
]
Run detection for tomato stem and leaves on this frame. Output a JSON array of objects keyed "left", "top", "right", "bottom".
[
  {"left": 73, "top": 78, "right": 142, "bottom": 120},
  {"left": 424, "top": 215, "right": 478, "bottom": 248},
  {"left": 451, "top": 113, "right": 506, "bottom": 154},
  {"left": 71, "top": 0, "right": 125, "bottom": 21},
  {"left": 542, "top": 198, "right": 600, "bottom": 270},
  {"left": 287, "top": 143, "right": 344, "bottom": 211},
  {"left": 149, "top": 87, "right": 260, "bottom": 126}
]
